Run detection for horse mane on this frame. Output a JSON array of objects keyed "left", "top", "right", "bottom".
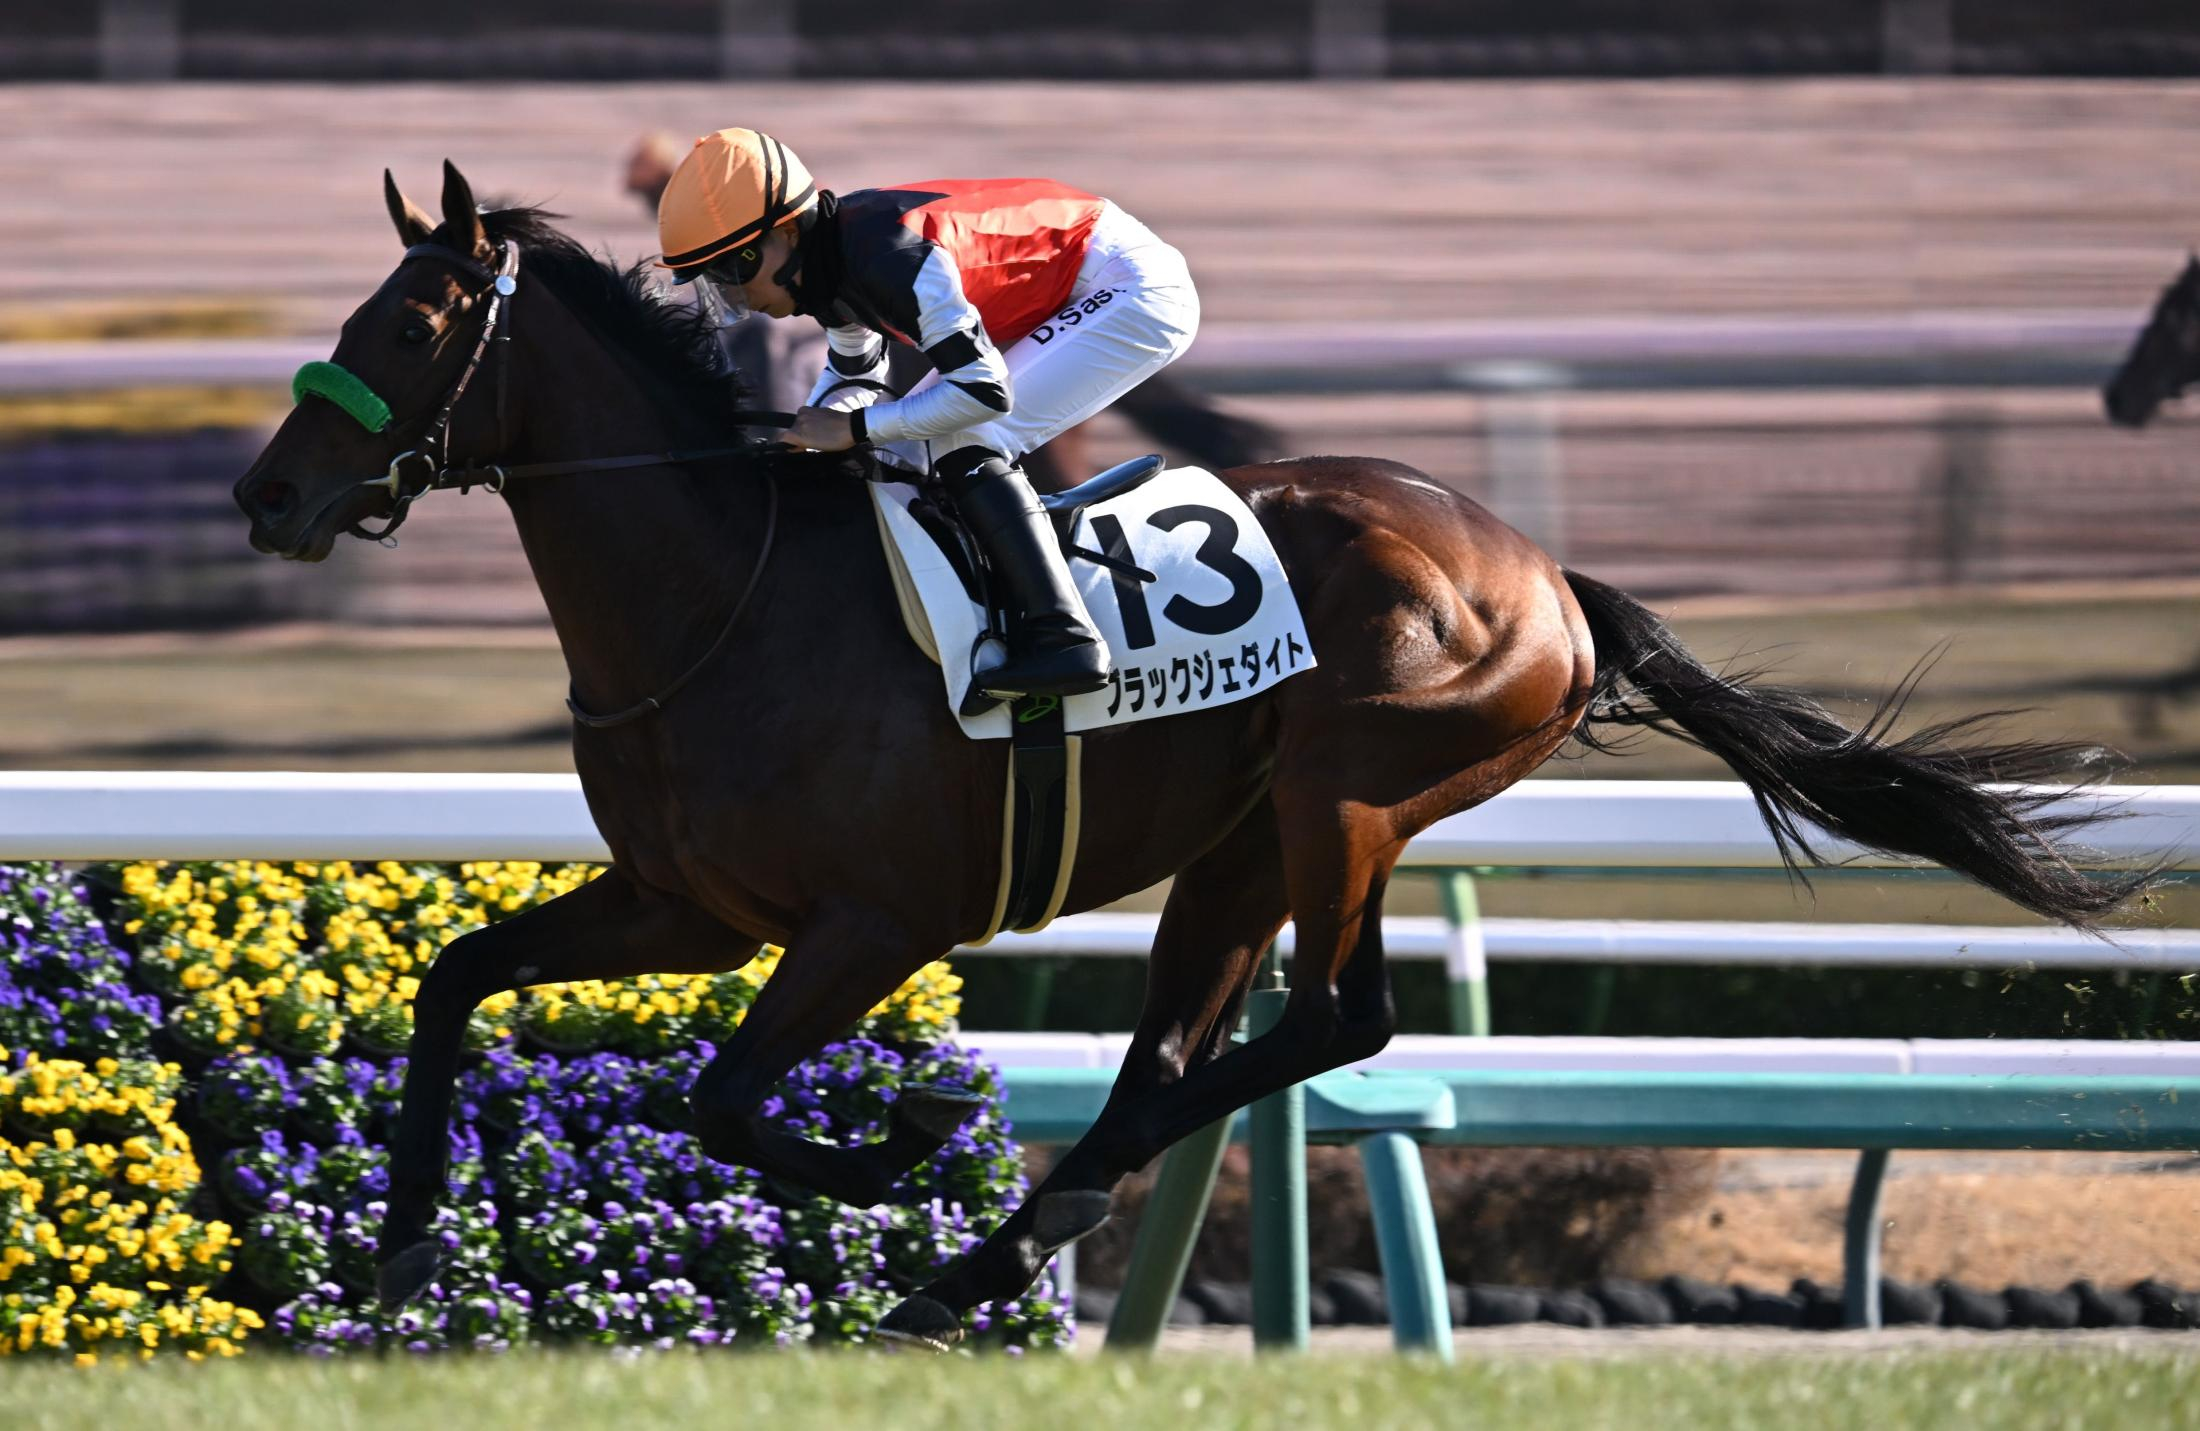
[
  {"left": 464, "top": 205, "right": 754, "bottom": 439},
  {"left": 411, "top": 204, "right": 875, "bottom": 487}
]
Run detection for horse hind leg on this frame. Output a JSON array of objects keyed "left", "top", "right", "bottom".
[
  {"left": 881, "top": 798, "right": 1406, "bottom": 1346},
  {"left": 877, "top": 804, "right": 1290, "bottom": 1350},
  {"left": 688, "top": 898, "right": 976, "bottom": 1207},
  {"left": 876, "top": 562, "right": 1590, "bottom": 1343},
  {"left": 1089, "top": 792, "right": 1409, "bottom": 1167},
  {"left": 879, "top": 723, "right": 1559, "bottom": 1344}
]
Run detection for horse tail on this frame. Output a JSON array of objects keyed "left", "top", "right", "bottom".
[{"left": 1560, "top": 568, "right": 2150, "bottom": 928}]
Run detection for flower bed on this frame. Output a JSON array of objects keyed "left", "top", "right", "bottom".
[{"left": 0, "top": 860, "right": 1064, "bottom": 1361}]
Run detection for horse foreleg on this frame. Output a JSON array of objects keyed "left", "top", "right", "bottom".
[
  {"left": 688, "top": 897, "right": 966, "bottom": 1208},
  {"left": 878, "top": 807, "right": 1290, "bottom": 1350},
  {"left": 377, "top": 869, "right": 762, "bottom": 1308}
]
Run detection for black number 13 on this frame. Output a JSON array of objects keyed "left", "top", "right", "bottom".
[{"left": 1087, "top": 504, "right": 1264, "bottom": 652}]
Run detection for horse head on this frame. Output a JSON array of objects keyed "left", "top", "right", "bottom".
[
  {"left": 234, "top": 162, "right": 524, "bottom": 560},
  {"left": 2104, "top": 253, "right": 2200, "bottom": 429}
]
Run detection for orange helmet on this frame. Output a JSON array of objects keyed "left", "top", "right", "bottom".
[{"left": 657, "top": 128, "right": 818, "bottom": 284}]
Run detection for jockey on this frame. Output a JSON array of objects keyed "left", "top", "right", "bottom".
[{"left": 656, "top": 127, "right": 1200, "bottom": 703}]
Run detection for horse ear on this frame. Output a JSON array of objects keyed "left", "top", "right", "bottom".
[
  {"left": 440, "top": 159, "right": 491, "bottom": 262},
  {"left": 384, "top": 169, "right": 435, "bottom": 248}
]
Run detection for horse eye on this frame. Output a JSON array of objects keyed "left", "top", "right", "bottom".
[{"left": 400, "top": 321, "right": 432, "bottom": 346}]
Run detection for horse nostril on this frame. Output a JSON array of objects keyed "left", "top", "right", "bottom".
[{"left": 252, "top": 479, "right": 298, "bottom": 519}]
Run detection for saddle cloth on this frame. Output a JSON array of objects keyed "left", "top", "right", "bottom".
[{"left": 869, "top": 464, "right": 1318, "bottom": 741}]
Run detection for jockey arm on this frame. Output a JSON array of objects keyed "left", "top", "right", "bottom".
[
  {"left": 803, "top": 247, "right": 1013, "bottom": 445},
  {"left": 804, "top": 325, "right": 894, "bottom": 410}
]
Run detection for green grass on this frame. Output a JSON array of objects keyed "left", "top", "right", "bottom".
[{"left": 8, "top": 1346, "right": 2199, "bottom": 1431}]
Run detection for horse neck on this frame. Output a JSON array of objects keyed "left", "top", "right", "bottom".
[{"left": 495, "top": 304, "right": 763, "bottom": 715}]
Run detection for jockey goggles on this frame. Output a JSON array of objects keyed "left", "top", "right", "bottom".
[
  {"left": 689, "top": 260, "right": 753, "bottom": 325},
  {"left": 678, "top": 223, "right": 814, "bottom": 327}
]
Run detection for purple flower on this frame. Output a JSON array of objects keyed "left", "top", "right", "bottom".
[{"left": 19, "top": 862, "right": 1063, "bottom": 1354}]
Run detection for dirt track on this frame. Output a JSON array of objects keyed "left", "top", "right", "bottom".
[{"left": 1645, "top": 1151, "right": 2200, "bottom": 1293}]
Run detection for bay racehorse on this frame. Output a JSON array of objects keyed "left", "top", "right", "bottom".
[
  {"left": 235, "top": 164, "right": 2147, "bottom": 1350},
  {"left": 2105, "top": 253, "right": 2200, "bottom": 427}
]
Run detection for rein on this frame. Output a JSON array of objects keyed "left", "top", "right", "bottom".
[
  {"left": 297, "top": 236, "right": 798, "bottom": 731},
  {"left": 566, "top": 472, "right": 780, "bottom": 729}
]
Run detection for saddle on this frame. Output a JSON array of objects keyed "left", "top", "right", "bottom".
[{"left": 871, "top": 452, "right": 1317, "bottom": 938}]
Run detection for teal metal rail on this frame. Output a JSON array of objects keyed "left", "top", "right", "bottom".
[
  {"left": 1003, "top": 1065, "right": 2200, "bottom": 1344},
  {"left": 990, "top": 790, "right": 2200, "bottom": 1344},
  {"left": 1392, "top": 1070, "right": 2200, "bottom": 1148}
]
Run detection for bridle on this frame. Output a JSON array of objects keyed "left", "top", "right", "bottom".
[
  {"left": 294, "top": 236, "right": 803, "bottom": 729},
  {"left": 350, "top": 239, "right": 524, "bottom": 541},
  {"left": 316, "top": 238, "right": 798, "bottom": 538}
]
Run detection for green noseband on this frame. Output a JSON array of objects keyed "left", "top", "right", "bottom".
[{"left": 292, "top": 360, "right": 394, "bottom": 435}]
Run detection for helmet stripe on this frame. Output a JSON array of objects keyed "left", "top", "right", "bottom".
[
  {"left": 659, "top": 130, "right": 815, "bottom": 269},
  {"left": 663, "top": 221, "right": 770, "bottom": 268},
  {"left": 761, "top": 134, "right": 783, "bottom": 220}
]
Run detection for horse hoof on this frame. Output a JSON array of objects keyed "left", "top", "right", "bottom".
[
  {"left": 375, "top": 1239, "right": 444, "bottom": 1312},
  {"left": 894, "top": 1087, "right": 988, "bottom": 1142},
  {"left": 875, "top": 1294, "right": 965, "bottom": 1354},
  {"left": 1032, "top": 1189, "right": 1113, "bottom": 1248}
]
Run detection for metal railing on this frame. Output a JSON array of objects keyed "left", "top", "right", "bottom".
[{"left": 3, "top": 771, "right": 2192, "bottom": 1351}]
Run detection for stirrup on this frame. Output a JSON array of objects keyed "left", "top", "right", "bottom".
[
  {"left": 961, "top": 631, "right": 1011, "bottom": 716},
  {"left": 959, "top": 647, "right": 1109, "bottom": 717}
]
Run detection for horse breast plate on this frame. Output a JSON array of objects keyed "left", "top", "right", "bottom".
[{"left": 873, "top": 466, "right": 1318, "bottom": 741}]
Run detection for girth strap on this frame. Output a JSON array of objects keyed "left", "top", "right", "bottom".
[{"left": 1002, "top": 698, "right": 1074, "bottom": 933}]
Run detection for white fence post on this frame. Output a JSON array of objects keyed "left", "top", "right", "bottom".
[
  {"left": 1311, "top": 0, "right": 1386, "bottom": 79},
  {"left": 721, "top": 0, "right": 797, "bottom": 79},
  {"left": 1470, "top": 362, "right": 1570, "bottom": 564},
  {"left": 1883, "top": 0, "right": 1953, "bottom": 74},
  {"left": 99, "top": 0, "right": 181, "bottom": 81}
]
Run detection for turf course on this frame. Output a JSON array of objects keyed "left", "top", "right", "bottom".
[{"left": 12, "top": 1345, "right": 2198, "bottom": 1431}]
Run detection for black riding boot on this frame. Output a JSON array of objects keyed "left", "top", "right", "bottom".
[{"left": 939, "top": 449, "right": 1111, "bottom": 700}]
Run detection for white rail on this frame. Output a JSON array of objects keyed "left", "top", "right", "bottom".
[
  {"left": 964, "top": 912, "right": 2200, "bottom": 970},
  {"left": 4, "top": 772, "right": 2194, "bottom": 869},
  {"left": 965, "top": 1032, "right": 2200, "bottom": 1078},
  {"left": 0, "top": 771, "right": 600, "bottom": 862}
]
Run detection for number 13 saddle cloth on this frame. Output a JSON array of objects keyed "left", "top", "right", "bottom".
[{"left": 869, "top": 464, "right": 1319, "bottom": 741}]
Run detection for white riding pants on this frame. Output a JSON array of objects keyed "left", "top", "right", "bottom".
[{"left": 865, "top": 202, "right": 1201, "bottom": 474}]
